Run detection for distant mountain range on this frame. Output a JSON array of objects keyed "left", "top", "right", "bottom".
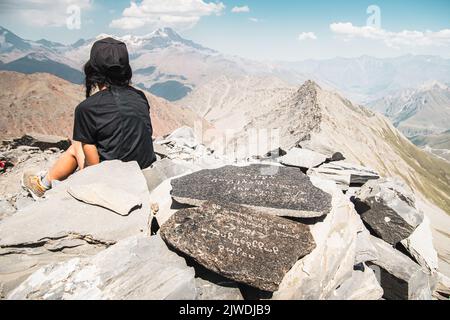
[
  {"left": 0, "top": 71, "right": 208, "bottom": 140},
  {"left": 0, "top": 26, "right": 286, "bottom": 101},
  {"left": 368, "top": 82, "right": 450, "bottom": 137},
  {"left": 279, "top": 56, "right": 450, "bottom": 104},
  {"left": 3, "top": 25, "right": 450, "bottom": 104}
]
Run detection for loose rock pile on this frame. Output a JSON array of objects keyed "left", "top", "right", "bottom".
[{"left": 0, "top": 129, "right": 448, "bottom": 300}]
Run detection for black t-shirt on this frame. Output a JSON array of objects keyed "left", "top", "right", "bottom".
[{"left": 73, "top": 85, "right": 156, "bottom": 169}]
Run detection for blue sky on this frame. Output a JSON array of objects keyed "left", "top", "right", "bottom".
[{"left": 0, "top": 0, "right": 449, "bottom": 61}]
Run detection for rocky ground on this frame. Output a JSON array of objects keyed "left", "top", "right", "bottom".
[{"left": 0, "top": 131, "right": 449, "bottom": 300}]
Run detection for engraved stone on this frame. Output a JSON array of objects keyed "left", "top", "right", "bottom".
[
  {"left": 160, "top": 202, "right": 316, "bottom": 292},
  {"left": 170, "top": 164, "right": 332, "bottom": 218}
]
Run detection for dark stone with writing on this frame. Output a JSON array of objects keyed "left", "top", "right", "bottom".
[
  {"left": 171, "top": 164, "right": 332, "bottom": 218},
  {"left": 160, "top": 202, "right": 316, "bottom": 292}
]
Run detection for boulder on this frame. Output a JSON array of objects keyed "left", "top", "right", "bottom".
[
  {"left": 153, "top": 143, "right": 171, "bottom": 159},
  {"left": 329, "top": 264, "right": 384, "bottom": 300},
  {"left": 0, "top": 160, "right": 150, "bottom": 247},
  {"left": 354, "top": 178, "right": 424, "bottom": 245},
  {"left": 0, "top": 161, "right": 151, "bottom": 296},
  {"left": 263, "top": 147, "right": 287, "bottom": 159},
  {"left": 194, "top": 278, "right": 244, "bottom": 300},
  {"left": 328, "top": 152, "right": 346, "bottom": 162},
  {"left": 272, "top": 177, "right": 364, "bottom": 299},
  {"left": 171, "top": 164, "right": 333, "bottom": 218},
  {"left": 368, "top": 236, "right": 432, "bottom": 300},
  {"left": 308, "top": 161, "right": 379, "bottom": 190},
  {"left": 161, "top": 202, "right": 316, "bottom": 292},
  {"left": 433, "top": 273, "right": 450, "bottom": 300},
  {"left": 8, "top": 235, "right": 197, "bottom": 300},
  {"left": 355, "top": 225, "right": 379, "bottom": 265},
  {"left": 142, "top": 158, "right": 195, "bottom": 193},
  {"left": 149, "top": 179, "right": 178, "bottom": 227},
  {"left": 401, "top": 216, "right": 438, "bottom": 274},
  {"left": 8, "top": 134, "right": 71, "bottom": 151},
  {"left": 159, "top": 126, "right": 199, "bottom": 149},
  {"left": 279, "top": 148, "right": 327, "bottom": 169}
]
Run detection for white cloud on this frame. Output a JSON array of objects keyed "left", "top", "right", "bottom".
[
  {"left": 0, "top": 0, "right": 92, "bottom": 27},
  {"left": 249, "top": 17, "right": 259, "bottom": 23},
  {"left": 110, "top": 0, "right": 225, "bottom": 30},
  {"left": 298, "top": 32, "right": 317, "bottom": 41},
  {"left": 330, "top": 22, "right": 450, "bottom": 48},
  {"left": 231, "top": 5, "right": 250, "bottom": 13}
]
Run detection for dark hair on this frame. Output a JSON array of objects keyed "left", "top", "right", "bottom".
[{"left": 84, "top": 61, "right": 132, "bottom": 98}]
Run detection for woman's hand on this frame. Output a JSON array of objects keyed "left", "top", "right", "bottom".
[
  {"left": 72, "top": 141, "right": 86, "bottom": 170},
  {"left": 72, "top": 141, "right": 100, "bottom": 169}
]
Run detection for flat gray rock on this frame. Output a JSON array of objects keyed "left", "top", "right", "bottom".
[
  {"left": 368, "top": 236, "right": 432, "bottom": 300},
  {"left": 401, "top": 216, "right": 438, "bottom": 273},
  {"left": 0, "top": 161, "right": 151, "bottom": 295},
  {"left": 171, "top": 164, "right": 332, "bottom": 218},
  {"left": 160, "top": 202, "right": 316, "bottom": 292},
  {"left": 8, "top": 235, "right": 197, "bottom": 300},
  {"left": 308, "top": 161, "right": 379, "bottom": 190},
  {"left": 329, "top": 265, "right": 383, "bottom": 300},
  {"left": 279, "top": 148, "right": 327, "bottom": 169},
  {"left": 67, "top": 183, "right": 142, "bottom": 216},
  {"left": 0, "top": 160, "right": 150, "bottom": 248},
  {"left": 194, "top": 278, "right": 244, "bottom": 300},
  {"left": 355, "top": 178, "right": 424, "bottom": 245},
  {"left": 142, "top": 158, "right": 195, "bottom": 193}
]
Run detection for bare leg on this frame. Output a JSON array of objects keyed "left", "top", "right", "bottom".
[{"left": 46, "top": 145, "right": 79, "bottom": 182}]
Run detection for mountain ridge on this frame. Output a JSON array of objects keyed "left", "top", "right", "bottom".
[
  {"left": 3, "top": 25, "right": 450, "bottom": 104},
  {"left": 0, "top": 71, "right": 210, "bottom": 140},
  {"left": 181, "top": 75, "right": 450, "bottom": 217}
]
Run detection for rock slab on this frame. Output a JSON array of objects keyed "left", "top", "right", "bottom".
[
  {"left": 171, "top": 164, "right": 332, "bottom": 218},
  {"left": 355, "top": 178, "right": 424, "bottom": 245},
  {"left": 160, "top": 202, "right": 316, "bottom": 292},
  {"left": 8, "top": 235, "right": 197, "bottom": 300},
  {"left": 279, "top": 148, "right": 327, "bottom": 169},
  {"left": 368, "top": 236, "right": 432, "bottom": 300},
  {"left": 308, "top": 161, "right": 379, "bottom": 190}
]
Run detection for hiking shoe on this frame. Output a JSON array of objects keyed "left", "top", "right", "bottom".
[{"left": 21, "top": 172, "right": 48, "bottom": 199}]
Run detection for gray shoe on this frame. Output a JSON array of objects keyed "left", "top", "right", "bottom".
[{"left": 21, "top": 172, "right": 48, "bottom": 199}]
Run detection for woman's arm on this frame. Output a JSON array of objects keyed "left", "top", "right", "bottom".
[
  {"left": 73, "top": 141, "right": 86, "bottom": 170},
  {"left": 72, "top": 141, "right": 100, "bottom": 169},
  {"left": 82, "top": 143, "right": 100, "bottom": 167}
]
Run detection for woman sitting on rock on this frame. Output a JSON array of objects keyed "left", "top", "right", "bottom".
[{"left": 22, "top": 38, "right": 156, "bottom": 198}]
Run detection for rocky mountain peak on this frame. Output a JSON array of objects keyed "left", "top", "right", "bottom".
[{"left": 295, "top": 80, "right": 321, "bottom": 101}]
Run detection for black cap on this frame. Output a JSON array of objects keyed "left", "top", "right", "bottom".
[{"left": 89, "top": 37, "right": 130, "bottom": 77}]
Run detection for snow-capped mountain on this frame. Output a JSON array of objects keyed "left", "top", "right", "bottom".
[
  {"left": 2, "top": 25, "right": 450, "bottom": 104},
  {"left": 1, "top": 25, "right": 284, "bottom": 101}
]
